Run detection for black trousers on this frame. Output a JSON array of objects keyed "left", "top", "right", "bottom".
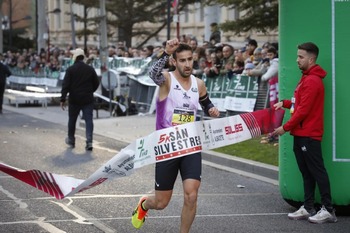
[
  {"left": 67, "top": 103, "right": 94, "bottom": 143},
  {"left": 0, "top": 80, "right": 5, "bottom": 112},
  {"left": 293, "top": 136, "right": 333, "bottom": 212}
]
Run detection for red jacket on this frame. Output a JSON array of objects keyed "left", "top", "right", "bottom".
[{"left": 282, "top": 65, "right": 326, "bottom": 141}]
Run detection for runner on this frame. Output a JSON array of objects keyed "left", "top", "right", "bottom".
[{"left": 131, "top": 38, "right": 220, "bottom": 232}]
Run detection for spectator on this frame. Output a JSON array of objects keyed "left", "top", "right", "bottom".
[
  {"left": 189, "top": 39, "right": 198, "bottom": 51},
  {"left": 131, "top": 47, "right": 141, "bottom": 58},
  {"left": 16, "top": 55, "right": 26, "bottom": 69},
  {"left": 252, "top": 48, "right": 263, "bottom": 66},
  {"left": 215, "top": 45, "right": 223, "bottom": 61},
  {"left": 209, "top": 22, "right": 221, "bottom": 46},
  {"left": 246, "top": 39, "right": 258, "bottom": 57},
  {"left": 60, "top": 48, "right": 100, "bottom": 151},
  {"left": 262, "top": 42, "right": 271, "bottom": 50},
  {"left": 261, "top": 46, "right": 278, "bottom": 82},
  {"left": 142, "top": 45, "right": 154, "bottom": 59},
  {"left": 192, "top": 50, "right": 204, "bottom": 78},
  {"left": 108, "top": 47, "right": 116, "bottom": 57},
  {"left": 204, "top": 52, "right": 221, "bottom": 78},
  {"left": 0, "top": 60, "right": 12, "bottom": 114},
  {"left": 247, "top": 48, "right": 269, "bottom": 77},
  {"left": 231, "top": 60, "right": 245, "bottom": 75},
  {"left": 220, "top": 44, "right": 235, "bottom": 76},
  {"left": 48, "top": 57, "right": 60, "bottom": 72},
  {"left": 242, "top": 62, "right": 255, "bottom": 76},
  {"left": 194, "top": 47, "right": 206, "bottom": 61},
  {"left": 123, "top": 51, "right": 132, "bottom": 58},
  {"left": 261, "top": 46, "right": 279, "bottom": 144},
  {"left": 204, "top": 48, "right": 214, "bottom": 68}
]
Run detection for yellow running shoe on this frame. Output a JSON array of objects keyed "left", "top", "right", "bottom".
[{"left": 131, "top": 196, "right": 148, "bottom": 229}]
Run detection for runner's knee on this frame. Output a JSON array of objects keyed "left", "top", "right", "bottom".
[{"left": 183, "top": 191, "right": 198, "bottom": 206}]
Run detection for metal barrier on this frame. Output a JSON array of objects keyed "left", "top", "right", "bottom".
[{"left": 6, "top": 58, "right": 269, "bottom": 115}]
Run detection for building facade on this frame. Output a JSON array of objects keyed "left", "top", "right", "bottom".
[{"left": 2, "top": 0, "right": 278, "bottom": 52}]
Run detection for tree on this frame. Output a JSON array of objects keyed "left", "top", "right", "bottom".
[
  {"left": 65, "top": 0, "right": 100, "bottom": 51},
  {"left": 67, "top": 0, "right": 198, "bottom": 49},
  {"left": 206, "top": 0, "right": 278, "bottom": 35},
  {"left": 106, "top": 0, "right": 198, "bottom": 48}
]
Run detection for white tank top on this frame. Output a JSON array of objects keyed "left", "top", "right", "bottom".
[{"left": 156, "top": 72, "right": 199, "bottom": 130}]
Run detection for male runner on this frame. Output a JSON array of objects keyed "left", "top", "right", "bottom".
[{"left": 132, "top": 39, "right": 220, "bottom": 232}]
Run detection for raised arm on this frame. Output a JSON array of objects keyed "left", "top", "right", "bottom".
[{"left": 148, "top": 38, "right": 179, "bottom": 86}]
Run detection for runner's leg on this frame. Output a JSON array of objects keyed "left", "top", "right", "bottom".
[{"left": 180, "top": 179, "right": 200, "bottom": 233}]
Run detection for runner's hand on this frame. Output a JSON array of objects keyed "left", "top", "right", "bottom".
[
  {"left": 208, "top": 107, "right": 220, "bottom": 118},
  {"left": 165, "top": 38, "right": 180, "bottom": 55}
]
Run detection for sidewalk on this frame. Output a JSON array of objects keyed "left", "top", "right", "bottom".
[{"left": 2, "top": 103, "right": 278, "bottom": 185}]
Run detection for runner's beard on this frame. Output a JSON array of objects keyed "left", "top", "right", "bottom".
[{"left": 179, "top": 68, "right": 192, "bottom": 78}]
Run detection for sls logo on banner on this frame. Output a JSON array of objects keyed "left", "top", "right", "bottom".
[{"left": 225, "top": 123, "right": 243, "bottom": 135}]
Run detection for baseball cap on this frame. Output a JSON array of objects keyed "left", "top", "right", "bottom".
[{"left": 70, "top": 48, "right": 85, "bottom": 61}]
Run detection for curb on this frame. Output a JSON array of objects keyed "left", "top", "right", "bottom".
[{"left": 202, "top": 150, "right": 279, "bottom": 180}]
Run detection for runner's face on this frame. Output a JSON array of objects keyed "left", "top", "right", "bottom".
[{"left": 174, "top": 50, "right": 193, "bottom": 78}]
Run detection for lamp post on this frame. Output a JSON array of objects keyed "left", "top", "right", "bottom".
[{"left": 45, "top": 8, "right": 61, "bottom": 61}]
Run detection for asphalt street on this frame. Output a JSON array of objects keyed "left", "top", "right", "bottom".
[{"left": 0, "top": 103, "right": 349, "bottom": 233}]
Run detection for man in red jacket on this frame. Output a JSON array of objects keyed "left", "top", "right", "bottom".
[{"left": 272, "top": 42, "right": 337, "bottom": 224}]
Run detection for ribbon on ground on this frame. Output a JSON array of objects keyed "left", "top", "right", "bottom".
[{"left": 0, "top": 108, "right": 284, "bottom": 200}]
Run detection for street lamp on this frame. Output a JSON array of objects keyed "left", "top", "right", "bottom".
[{"left": 44, "top": 8, "right": 61, "bottom": 61}]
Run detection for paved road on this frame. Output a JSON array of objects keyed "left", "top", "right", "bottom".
[{"left": 0, "top": 105, "right": 349, "bottom": 232}]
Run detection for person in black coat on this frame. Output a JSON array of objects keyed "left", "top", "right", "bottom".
[
  {"left": 60, "top": 48, "right": 100, "bottom": 150},
  {"left": 0, "top": 62, "right": 12, "bottom": 114}
]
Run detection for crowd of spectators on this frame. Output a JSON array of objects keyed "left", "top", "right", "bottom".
[
  {"left": 170, "top": 36, "right": 279, "bottom": 82},
  {"left": 0, "top": 36, "right": 278, "bottom": 82}
]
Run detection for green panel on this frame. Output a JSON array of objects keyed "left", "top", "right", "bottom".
[
  {"left": 279, "top": 0, "right": 350, "bottom": 209},
  {"left": 205, "top": 76, "right": 229, "bottom": 98},
  {"left": 334, "top": 2, "right": 350, "bottom": 160},
  {"left": 226, "top": 75, "right": 258, "bottom": 98}
]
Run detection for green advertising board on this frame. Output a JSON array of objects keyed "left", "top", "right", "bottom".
[
  {"left": 204, "top": 75, "right": 258, "bottom": 112},
  {"left": 279, "top": 0, "right": 350, "bottom": 213}
]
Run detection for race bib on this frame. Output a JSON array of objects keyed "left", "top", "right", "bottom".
[{"left": 172, "top": 109, "right": 195, "bottom": 126}]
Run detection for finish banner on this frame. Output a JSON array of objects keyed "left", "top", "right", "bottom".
[{"left": 0, "top": 108, "right": 284, "bottom": 200}]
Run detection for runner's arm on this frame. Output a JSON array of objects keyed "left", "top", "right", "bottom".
[
  {"left": 148, "top": 52, "right": 169, "bottom": 86},
  {"left": 198, "top": 78, "right": 220, "bottom": 117}
]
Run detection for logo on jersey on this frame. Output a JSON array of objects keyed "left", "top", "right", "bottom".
[
  {"left": 174, "top": 85, "right": 181, "bottom": 90},
  {"left": 191, "top": 87, "right": 198, "bottom": 92},
  {"left": 183, "top": 92, "right": 191, "bottom": 99}
]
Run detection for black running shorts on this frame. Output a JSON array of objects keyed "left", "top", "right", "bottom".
[{"left": 154, "top": 152, "right": 202, "bottom": 191}]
